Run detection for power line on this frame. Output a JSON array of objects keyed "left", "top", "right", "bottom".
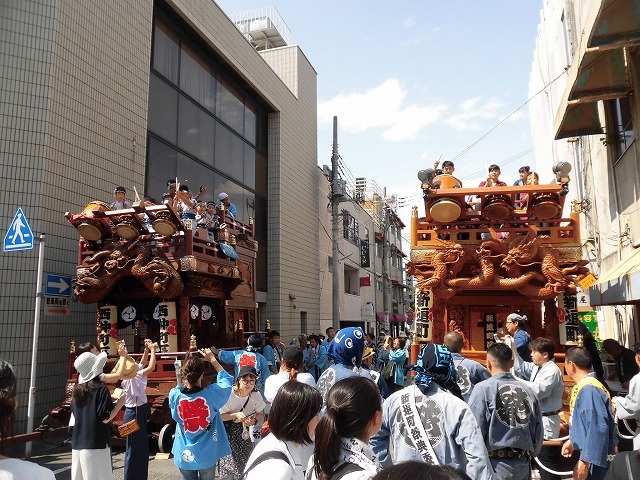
[{"left": 450, "top": 69, "right": 568, "bottom": 163}]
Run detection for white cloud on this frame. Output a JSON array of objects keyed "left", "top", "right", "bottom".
[
  {"left": 402, "top": 16, "right": 416, "bottom": 28},
  {"left": 318, "top": 79, "right": 447, "bottom": 141},
  {"left": 446, "top": 97, "right": 505, "bottom": 131}
]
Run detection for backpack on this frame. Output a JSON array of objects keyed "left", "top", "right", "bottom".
[
  {"left": 330, "top": 462, "right": 364, "bottom": 480},
  {"left": 242, "top": 450, "right": 291, "bottom": 479}
]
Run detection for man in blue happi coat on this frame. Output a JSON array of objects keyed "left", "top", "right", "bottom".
[
  {"left": 561, "top": 347, "right": 616, "bottom": 480},
  {"left": 469, "top": 342, "right": 543, "bottom": 480}
]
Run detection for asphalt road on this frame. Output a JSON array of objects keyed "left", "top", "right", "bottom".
[{"left": 16, "top": 434, "right": 187, "bottom": 480}]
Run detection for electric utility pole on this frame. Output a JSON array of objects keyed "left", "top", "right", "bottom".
[
  {"left": 331, "top": 116, "right": 341, "bottom": 328},
  {"left": 382, "top": 189, "right": 391, "bottom": 331}
]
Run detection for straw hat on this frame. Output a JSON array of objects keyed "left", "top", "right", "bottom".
[
  {"left": 112, "top": 355, "right": 138, "bottom": 380},
  {"left": 362, "top": 347, "right": 375, "bottom": 362},
  {"left": 75, "top": 352, "right": 108, "bottom": 384}
]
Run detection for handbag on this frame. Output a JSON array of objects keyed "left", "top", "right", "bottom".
[
  {"left": 118, "top": 405, "right": 140, "bottom": 437},
  {"left": 381, "top": 361, "right": 395, "bottom": 380}
]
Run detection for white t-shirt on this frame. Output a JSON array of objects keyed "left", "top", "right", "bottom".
[
  {"left": 220, "top": 389, "right": 266, "bottom": 418},
  {"left": 244, "top": 434, "right": 305, "bottom": 480},
  {"left": 0, "top": 458, "right": 55, "bottom": 480},
  {"left": 121, "top": 364, "right": 148, "bottom": 408},
  {"left": 264, "top": 371, "right": 316, "bottom": 404}
]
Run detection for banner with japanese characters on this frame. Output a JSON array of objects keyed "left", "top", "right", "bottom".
[
  {"left": 156, "top": 301, "right": 178, "bottom": 352},
  {"left": 98, "top": 305, "right": 118, "bottom": 354},
  {"left": 558, "top": 293, "right": 579, "bottom": 345},
  {"left": 415, "top": 288, "right": 433, "bottom": 342}
]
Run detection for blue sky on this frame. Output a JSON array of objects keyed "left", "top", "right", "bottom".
[{"left": 216, "top": 1, "right": 544, "bottom": 226}]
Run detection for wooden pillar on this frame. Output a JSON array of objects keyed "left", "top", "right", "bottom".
[
  {"left": 432, "top": 296, "right": 447, "bottom": 344},
  {"left": 543, "top": 298, "right": 561, "bottom": 351},
  {"left": 179, "top": 296, "right": 190, "bottom": 351}
]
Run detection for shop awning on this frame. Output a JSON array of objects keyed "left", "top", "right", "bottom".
[
  {"left": 588, "top": 0, "right": 640, "bottom": 50},
  {"left": 392, "top": 314, "right": 407, "bottom": 323},
  {"left": 589, "top": 248, "right": 640, "bottom": 305},
  {"left": 554, "top": 0, "right": 639, "bottom": 139}
]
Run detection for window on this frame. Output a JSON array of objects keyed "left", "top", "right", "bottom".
[
  {"left": 344, "top": 265, "right": 359, "bottom": 295},
  {"left": 178, "top": 95, "right": 215, "bottom": 165},
  {"left": 376, "top": 239, "right": 383, "bottom": 258},
  {"left": 153, "top": 18, "right": 179, "bottom": 84},
  {"left": 148, "top": 74, "right": 178, "bottom": 143},
  {"left": 342, "top": 212, "right": 359, "bottom": 244},
  {"left": 180, "top": 42, "right": 217, "bottom": 112},
  {"left": 605, "top": 97, "right": 634, "bottom": 161}
]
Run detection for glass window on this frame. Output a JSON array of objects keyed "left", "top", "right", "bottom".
[
  {"left": 254, "top": 195, "right": 267, "bottom": 241},
  {"left": 148, "top": 73, "right": 178, "bottom": 143},
  {"left": 146, "top": 136, "right": 178, "bottom": 199},
  {"left": 180, "top": 42, "right": 217, "bottom": 112},
  {"left": 153, "top": 18, "right": 180, "bottom": 84},
  {"left": 244, "top": 104, "right": 257, "bottom": 145},
  {"left": 217, "top": 75, "right": 244, "bottom": 134},
  {"left": 176, "top": 153, "right": 214, "bottom": 201},
  {"left": 243, "top": 143, "right": 255, "bottom": 190},
  {"left": 215, "top": 124, "right": 244, "bottom": 182},
  {"left": 178, "top": 96, "right": 215, "bottom": 166}
]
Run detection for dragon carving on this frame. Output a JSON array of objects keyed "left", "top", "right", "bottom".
[
  {"left": 131, "top": 241, "right": 184, "bottom": 299},
  {"left": 73, "top": 239, "right": 184, "bottom": 303},
  {"left": 412, "top": 236, "right": 590, "bottom": 301},
  {"left": 407, "top": 242, "right": 466, "bottom": 294},
  {"left": 73, "top": 239, "right": 138, "bottom": 303}
]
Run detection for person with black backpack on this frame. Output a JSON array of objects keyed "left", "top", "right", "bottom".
[
  {"left": 309, "top": 376, "right": 382, "bottom": 480},
  {"left": 243, "top": 381, "right": 322, "bottom": 480}
]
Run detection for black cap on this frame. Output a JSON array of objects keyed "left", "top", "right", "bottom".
[
  {"left": 179, "top": 184, "right": 190, "bottom": 192},
  {"left": 114, "top": 186, "right": 126, "bottom": 194},
  {"left": 238, "top": 366, "right": 258, "bottom": 378}
]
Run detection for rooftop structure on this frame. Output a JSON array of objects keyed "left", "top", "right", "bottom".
[{"left": 230, "top": 7, "right": 292, "bottom": 50}]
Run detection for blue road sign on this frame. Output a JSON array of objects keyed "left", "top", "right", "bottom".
[
  {"left": 3, "top": 208, "right": 34, "bottom": 252},
  {"left": 46, "top": 273, "right": 72, "bottom": 297}
]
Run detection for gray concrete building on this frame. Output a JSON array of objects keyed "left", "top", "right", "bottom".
[{"left": 0, "top": 0, "right": 319, "bottom": 432}]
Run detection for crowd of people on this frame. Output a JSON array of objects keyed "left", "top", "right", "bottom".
[
  {"left": 106, "top": 179, "right": 239, "bottom": 237},
  {"left": 3, "top": 322, "right": 640, "bottom": 480}
]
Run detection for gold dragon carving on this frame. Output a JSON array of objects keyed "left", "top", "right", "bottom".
[{"left": 409, "top": 236, "right": 589, "bottom": 301}]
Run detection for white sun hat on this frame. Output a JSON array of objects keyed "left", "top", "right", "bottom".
[{"left": 74, "top": 351, "right": 108, "bottom": 384}]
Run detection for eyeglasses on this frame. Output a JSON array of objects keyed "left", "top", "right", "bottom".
[{"left": 241, "top": 378, "right": 256, "bottom": 384}]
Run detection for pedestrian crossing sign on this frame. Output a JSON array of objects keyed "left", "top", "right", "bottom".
[{"left": 3, "top": 208, "right": 34, "bottom": 252}]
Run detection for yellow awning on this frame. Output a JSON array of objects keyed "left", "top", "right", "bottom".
[{"left": 597, "top": 248, "right": 640, "bottom": 285}]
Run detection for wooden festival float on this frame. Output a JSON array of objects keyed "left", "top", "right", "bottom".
[
  {"left": 408, "top": 163, "right": 592, "bottom": 359},
  {"left": 43, "top": 199, "right": 258, "bottom": 450}
]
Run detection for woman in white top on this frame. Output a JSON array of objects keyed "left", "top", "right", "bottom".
[
  {"left": 0, "top": 360, "right": 55, "bottom": 480},
  {"left": 309, "top": 376, "right": 382, "bottom": 480},
  {"left": 219, "top": 366, "right": 266, "bottom": 477},
  {"left": 264, "top": 346, "right": 316, "bottom": 405},
  {"left": 244, "top": 381, "right": 322, "bottom": 480},
  {"left": 120, "top": 339, "right": 156, "bottom": 480}
]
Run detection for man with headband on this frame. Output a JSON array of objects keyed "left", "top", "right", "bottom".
[
  {"left": 371, "top": 343, "right": 493, "bottom": 480},
  {"left": 316, "top": 327, "right": 375, "bottom": 404}
]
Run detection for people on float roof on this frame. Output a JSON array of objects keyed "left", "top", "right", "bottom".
[
  {"left": 217, "top": 192, "right": 237, "bottom": 219},
  {"left": 174, "top": 184, "right": 197, "bottom": 231},
  {"left": 164, "top": 179, "right": 177, "bottom": 199},
  {"left": 110, "top": 186, "right": 132, "bottom": 210},
  {"left": 514, "top": 165, "right": 531, "bottom": 187},
  {"left": 479, "top": 164, "right": 507, "bottom": 188}
]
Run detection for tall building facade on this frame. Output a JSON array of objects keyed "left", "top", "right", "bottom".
[
  {"left": 529, "top": 0, "right": 640, "bottom": 344},
  {"left": 318, "top": 171, "right": 408, "bottom": 338},
  {"left": 0, "top": 0, "right": 319, "bottom": 431}
]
